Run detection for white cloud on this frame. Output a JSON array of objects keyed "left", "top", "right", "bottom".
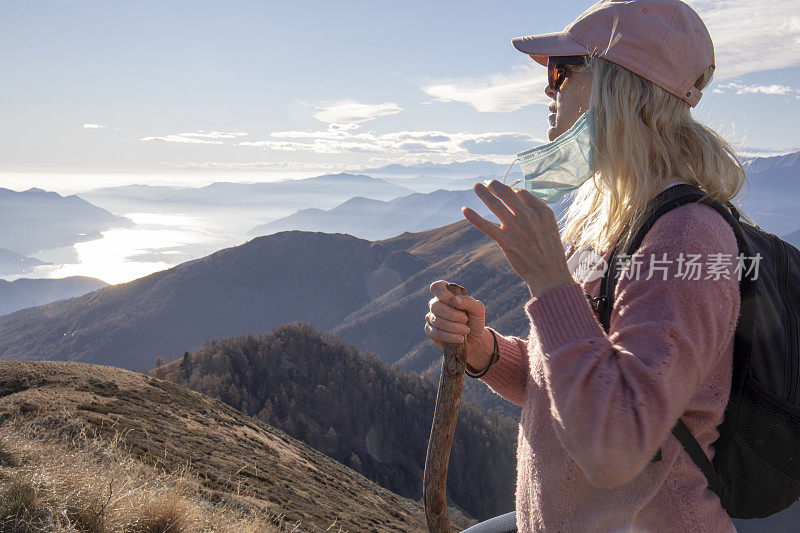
[
  {"left": 356, "top": 153, "right": 516, "bottom": 167},
  {"left": 83, "top": 123, "right": 105, "bottom": 129},
  {"left": 141, "top": 135, "right": 224, "bottom": 145},
  {"left": 238, "top": 123, "right": 542, "bottom": 158},
  {"left": 139, "top": 130, "right": 247, "bottom": 145},
  {"left": 138, "top": 116, "right": 542, "bottom": 165},
  {"left": 162, "top": 160, "right": 345, "bottom": 171},
  {"left": 459, "top": 133, "right": 536, "bottom": 155},
  {"left": 689, "top": 1, "right": 800, "bottom": 79},
  {"left": 328, "top": 122, "right": 361, "bottom": 131},
  {"left": 311, "top": 100, "right": 402, "bottom": 124},
  {"left": 713, "top": 82, "right": 800, "bottom": 96},
  {"left": 266, "top": 124, "right": 378, "bottom": 142},
  {"left": 238, "top": 139, "right": 348, "bottom": 153},
  {"left": 421, "top": 63, "right": 547, "bottom": 113}
]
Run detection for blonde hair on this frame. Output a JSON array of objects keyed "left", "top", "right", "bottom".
[{"left": 555, "top": 56, "right": 753, "bottom": 255}]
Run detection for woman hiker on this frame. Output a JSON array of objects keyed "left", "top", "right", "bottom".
[{"left": 425, "top": 1, "right": 752, "bottom": 531}]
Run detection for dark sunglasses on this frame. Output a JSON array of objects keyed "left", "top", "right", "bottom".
[{"left": 547, "top": 55, "right": 588, "bottom": 92}]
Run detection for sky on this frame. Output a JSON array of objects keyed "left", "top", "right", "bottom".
[{"left": 1, "top": 0, "right": 799, "bottom": 193}]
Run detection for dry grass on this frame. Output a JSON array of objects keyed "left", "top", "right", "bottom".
[
  {"left": 0, "top": 362, "right": 443, "bottom": 532},
  {"left": 0, "top": 416, "right": 334, "bottom": 532}
]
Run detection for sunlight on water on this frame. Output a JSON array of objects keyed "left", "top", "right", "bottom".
[
  {"left": 31, "top": 212, "right": 233, "bottom": 285},
  {"left": 44, "top": 227, "right": 198, "bottom": 284}
]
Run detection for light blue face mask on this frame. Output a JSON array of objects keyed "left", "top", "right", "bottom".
[{"left": 498, "top": 106, "right": 597, "bottom": 204}]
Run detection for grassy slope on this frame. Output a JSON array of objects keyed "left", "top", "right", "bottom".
[{"left": 0, "top": 361, "right": 476, "bottom": 532}]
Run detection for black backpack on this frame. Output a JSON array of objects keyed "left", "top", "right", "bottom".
[{"left": 585, "top": 183, "right": 800, "bottom": 519}]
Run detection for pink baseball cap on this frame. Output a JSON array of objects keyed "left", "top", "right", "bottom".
[{"left": 511, "top": 0, "right": 714, "bottom": 108}]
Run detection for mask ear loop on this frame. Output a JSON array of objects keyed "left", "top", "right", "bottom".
[{"left": 501, "top": 158, "right": 522, "bottom": 191}]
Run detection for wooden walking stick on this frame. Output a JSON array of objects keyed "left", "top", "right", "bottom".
[{"left": 423, "top": 282, "right": 468, "bottom": 533}]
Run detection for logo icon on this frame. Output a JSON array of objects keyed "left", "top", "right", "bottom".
[{"left": 567, "top": 247, "right": 608, "bottom": 284}]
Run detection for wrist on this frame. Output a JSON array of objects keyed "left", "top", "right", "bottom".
[
  {"left": 526, "top": 276, "right": 575, "bottom": 299},
  {"left": 483, "top": 327, "right": 495, "bottom": 363},
  {"left": 465, "top": 327, "right": 498, "bottom": 378},
  {"left": 469, "top": 327, "right": 494, "bottom": 372}
]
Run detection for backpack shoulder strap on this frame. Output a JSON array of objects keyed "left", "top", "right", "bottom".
[
  {"left": 673, "top": 418, "right": 725, "bottom": 496},
  {"left": 598, "top": 184, "right": 749, "bottom": 330}
]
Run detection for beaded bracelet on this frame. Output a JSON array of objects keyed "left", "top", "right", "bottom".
[{"left": 465, "top": 327, "right": 500, "bottom": 379}]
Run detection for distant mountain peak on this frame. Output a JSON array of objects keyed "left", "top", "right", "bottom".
[
  {"left": 307, "top": 172, "right": 379, "bottom": 182},
  {"left": 741, "top": 149, "right": 800, "bottom": 173},
  {"left": 24, "top": 187, "right": 60, "bottom": 197}
]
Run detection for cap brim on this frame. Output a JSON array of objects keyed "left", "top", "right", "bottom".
[{"left": 512, "top": 32, "right": 590, "bottom": 67}]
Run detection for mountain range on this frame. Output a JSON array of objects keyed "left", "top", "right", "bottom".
[
  {"left": 734, "top": 150, "right": 800, "bottom": 237},
  {"left": 0, "top": 220, "right": 531, "bottom": 420},
  {"left": 783, "top": 228, "right": 800, "bottom": 249},
  {"left": 366, "top": 160, "right": 524, "bottom": 179},
  {"left": 1, "top": 148, "right": 798, "bottom": 415},
  {"left": 81, "top": 173, "right": 415, "bottom": 220},
  {"left": 245, "top": 151, "right": 799, "bottom": 246},
  {"left": 248, "top": 188, "right": 498, "bottom": 241},
  {"left": 0, "top": 187, "right": 131, "bottom": 257}
]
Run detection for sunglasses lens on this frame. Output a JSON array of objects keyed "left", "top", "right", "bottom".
[
  {"left": 548, "top": 56, "right": 586, "bottom": 91},
  {"left": 549, "top": 63, "right": 564, "bottom": 91}
]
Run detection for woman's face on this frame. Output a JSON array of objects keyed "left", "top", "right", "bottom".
[{"left": 544, "top": 62, "right": 593, "bottom": 142}]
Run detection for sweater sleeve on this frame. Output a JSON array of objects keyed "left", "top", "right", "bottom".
[
  {"left": 474, "top": 332, "right": 530, "bottom": 407},
  {"left": 524, "top": 203, "right": 740, "bottom": 488},
  {"left": 475, "top": 243, "right": 583, "bottom": 407}
]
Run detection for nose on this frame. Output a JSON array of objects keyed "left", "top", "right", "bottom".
[{"left": 545, "top": 82, "right": 556, "bottom": 100}]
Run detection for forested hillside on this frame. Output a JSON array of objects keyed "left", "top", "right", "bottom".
[{"left": 151, "top": 322, "right": 518, "bottom": 521}]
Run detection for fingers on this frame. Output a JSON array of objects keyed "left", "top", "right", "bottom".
[
  {"left": 473, "top": 182, "right": 515, "bottom": 226},
  {"left": 515, "top": 188, "right": 555, "bottom": 225},
  {"left": 425, "top": 319, "right": 467, "bottom": 345},
  {"left": 515, "top": 186, "right": 547, "bottom": 209},
  {"left": 484, "top": 179, "right": 526, "bottom": 215},
  {"left": 449, "top": 294, "right": 485, "bottom": 316},
  {"left": 429, "top": 280, "right": 461, "bottom": 309},
  {"left": 427, "top": 330, "right": 444, "bottom": 351},
  {"left": 427, "top": 280, "right": 473, "bottom": 345},
  {"left": 428, "top": 280, "right": 483, "bottom": 321},
  {"left": 426, "top": 309, "right": 470, "bottom": 335},
  {"left": 462, "top": 206, "right": 503, "bottom": 243}
]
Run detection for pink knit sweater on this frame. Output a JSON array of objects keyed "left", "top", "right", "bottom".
[{"left": 479, "top": 181, "right": 740, "bottom": 532}]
